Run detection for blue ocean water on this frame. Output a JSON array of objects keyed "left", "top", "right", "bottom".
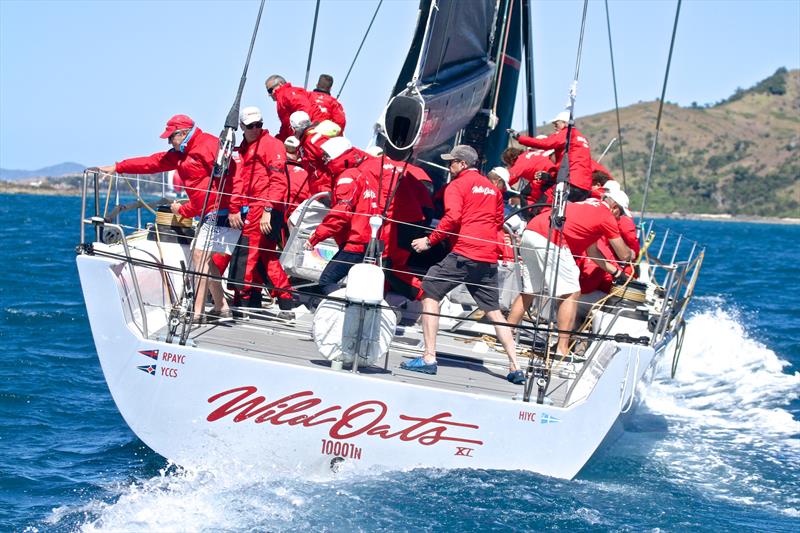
[{"left": 1, "top": 193, "right": 798, "bottom": 532}]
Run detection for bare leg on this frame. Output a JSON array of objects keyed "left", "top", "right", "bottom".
[
  {"left": 192, "top": 249, "right": 210, "bottom": 320},
  {"left": 507, "top": 293, "right": 535, "bottom": 327},
  {"left": 206, "top": 261, "right": 230, "bottom": 313},
  {"left": 485, "top": 309, "right": 520, "bottom": 372},
  {"left": 556, "top": 291, "right": 580, "bottom": 354},
  {"left": 421, "top": 295, "right": 440, "bottom": 364}
]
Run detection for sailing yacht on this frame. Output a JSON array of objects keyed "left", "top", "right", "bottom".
[{"left": 75, "top": 0, "right": 702, "bottom": 480}]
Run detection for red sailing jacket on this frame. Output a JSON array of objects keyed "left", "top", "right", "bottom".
[
  {"left": 518, "top": 128, "right": 592, "bottom": 191},
  {"left": 230, "top": 130, "right": 288, "bottom": 213},
  {"left": 527, "top": 198, "right": 620, "bottom": 256},
  {"left": 116, "top": 128, "right": 233, "bottom": 218},
  {"left": 273, "top": 83, "right": 321, "bottom": 141},
  {"left": 580, "top": 214, "right": 639, "bottom": 293},
  {"left": 357, "top": 156, "right": 431, "bottom": 223},
  {"left": 300, "top": 128, "right": 364, "bottom": 195},
  {"left": 428, "top": 168, "right": 504, "bottom": 263},
  {"left": 308, "top": 168, "right": 379, "bottom": 252},
  {"left": 508, "top": 151, "right": 556, "bottom": 205},
  {"left": 311, "top": 89, "right": 347, "bottom": 131},
  {"left": 597, "top": 214, "right": 639, "bottom": 259}
]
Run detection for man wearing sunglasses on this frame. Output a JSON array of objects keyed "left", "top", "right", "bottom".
[
  {"left": 228, "top": 106, "right": 296, "bottom": 316},
  {"left": 407, "top": 145, "right": 524, "bottom": 384},
  {"left": 265, "top": 74, "right": 320, "bottom": 142},
  {"left": 96, "top": 114, "right": 238, "bottom": 323}
]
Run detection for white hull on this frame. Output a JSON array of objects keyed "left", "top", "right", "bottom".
[{"left": 77, "top": 245, "right": 667, "bottom": 480}]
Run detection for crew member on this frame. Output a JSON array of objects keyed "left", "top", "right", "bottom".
[
  {"left": 228, "top": 106, "right": 296, "bottom": 313},
  {"left": 290, "top": 110, "right": 347, "bottom": 198},
  {"left": 310, "top": 74, "right": 346, "bottom": 131},
  {"left": 96, "top": 114, "right": 238, "bottom": 323},
  {"left": 303, "top": 139, "right": 380, "bottom": 295},
  {"left": 359, "top": 149, "right": 433, "bottom": 301},
  {"left": 265, "top": 74, "right": 321, "bottom": 141},
  {"left": 579, "top": 181, "right": 641, "bottom": 294},
  {"left": 283, "top": 136, "right": 310, "bottom": 220},
  {"left": 510, "top": 111, "right": 593, "bottom": 201},
  {"left": 520, "top": 194, "right": 633, "bottom": 357},
  {"left": 407, "top": 145, "right": 524, "bottom": 384}
]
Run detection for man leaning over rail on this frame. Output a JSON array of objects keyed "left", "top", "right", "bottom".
[
  {"left": 409, "top": 145, "right": 525, "bottom": 385},
  {"left": 96, "top": 114, "right": 239, "bottom": 323}
]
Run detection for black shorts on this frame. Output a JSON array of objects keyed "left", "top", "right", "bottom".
[{"left": 421, "top": 253, "right": 500, "bottom": 311}]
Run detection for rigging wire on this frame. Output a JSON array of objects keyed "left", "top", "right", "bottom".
[
  {"left": 304, "top": 0, "right": 322, "bottom": 89},
  {"left": 337, "top": 0, "right": 384, "bottom": 99},
  {"left": 639, "top": 0, "right": 682, "bottom": 224},
  {"left": 604, "top": 0, "right": 627, "bottom": 189}
]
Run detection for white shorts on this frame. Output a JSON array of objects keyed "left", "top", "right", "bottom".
[
  {"left": 520, "top": 230, "right": 581, "bottom": 296},
  {"left": 194, "top": 222, "right": 241, "bottom": 255}
]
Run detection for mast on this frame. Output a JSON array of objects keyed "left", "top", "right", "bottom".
[{"left": 521, "top": 0, "right": 536, "bottom": 134}]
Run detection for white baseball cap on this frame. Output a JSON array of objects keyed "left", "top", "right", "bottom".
[
  {"left": 551, "top": 110, "right": 571, "bottom": 124},
  {"left": 604, "top": 187, "right": 631, "bottom": 216},
  {"left": 488, "top": 166, "right": 512, "bottom": 191},
  {"left": 289, "top": 110, "right": 312, "bottom": 131},
  {"left": 240, "top": 106, "right": 262, "bottom": 126},
  {"left": 284, "top": 136, "right": 300, "bottom": 152}
]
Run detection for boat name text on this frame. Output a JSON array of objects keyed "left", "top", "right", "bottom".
[{"left": 206, "top": 386, "right": 484, "bottom": 448}]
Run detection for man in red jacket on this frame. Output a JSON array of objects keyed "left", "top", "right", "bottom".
[
  {"left": 358, "top": 152, "right": 433, "bottom": 301},
  {"left": 311, "top": 74, "right": 346, "bottom": 131},
  {"left": 407, "top": 145, "right": 524, "bottom": 384},
  {"left": 579, "top": 181, "right": 641, "bottom": 293},
  {"left": 303, "top": 138, "right": 380, "bottom": 295},
  {"left": 97, "top": 114, "right": 239, "bottom": 323},
  {"left": 503, "top": 145, "right": 556, "bottom": 215},
  {"left": 265, "top": 74, "right": 321, "bottom": 141},
  {"left": 521, "top": 195, "right": 633, "bottom": 357},
  {"left": 511, "top": 111, "right": 593, "bottom": 201},
  {"left": 227, "top": 106, "right": 295, "bottom": 313}
]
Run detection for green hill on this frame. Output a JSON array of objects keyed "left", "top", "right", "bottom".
[{"left": 569, "top": 68, "right": 800, "bottom": 217}]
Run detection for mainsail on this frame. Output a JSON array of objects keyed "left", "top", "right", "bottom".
[{"left": 386, "top": 0, "right": 523, "bottom": 169}]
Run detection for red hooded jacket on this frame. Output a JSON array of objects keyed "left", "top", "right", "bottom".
[
  {"left": 116, "top": 128, "right": 232, "bottom": 219},
  {"left": 308, "top": 168, "right": 379, "bottom": 253},
  {"left": 311, "top": 89, "right": 346, "bottom": 131},
  {"left": 518, "top": 128, "right": 592, "bottom": 191},
  {"left": 230, "top": 130, "right": 288, "bottom": 214},
  {"left": 428, "top": 168, "right": 504, "bottom": 263}
]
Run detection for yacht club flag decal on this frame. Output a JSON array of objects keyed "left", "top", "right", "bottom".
[{"left": 139, "top": 349, "right": 159, "bottom": 360}]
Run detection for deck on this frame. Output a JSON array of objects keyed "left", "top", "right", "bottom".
[{"left": 162, "top": 306, "right": 577, "bottom": 405}]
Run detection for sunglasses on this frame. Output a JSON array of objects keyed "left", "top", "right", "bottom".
[
  {"left": 244, "top": 122, "right": 263, "bottom": 130},
  {"left": 168, "top": 130, "right": 187, "bottom": 142},
  {"left": 267, "top": 85, "right": 276, "bottom": 95}
]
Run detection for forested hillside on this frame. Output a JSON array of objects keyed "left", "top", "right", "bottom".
[{"left": 562, "top": 68, "right": 799, "bottom": 217}]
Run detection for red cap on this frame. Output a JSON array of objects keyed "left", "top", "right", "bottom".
[{"left": 159, "top": 114, "right": 195, "bottom": 139}]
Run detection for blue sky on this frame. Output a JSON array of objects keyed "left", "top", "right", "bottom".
[{"left": 0, "top": 0, "right": 798, "bottom": 170}]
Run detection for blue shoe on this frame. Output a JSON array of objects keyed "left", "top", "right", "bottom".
[
  {"left": 400, "top": 357, "right": 438, "bottom": 375},
  {"left": 507, "top": 370, "right": 526, "bottom": 385}
]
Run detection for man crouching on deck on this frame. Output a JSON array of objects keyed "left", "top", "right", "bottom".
[{"left": 408, "top": 145, "right": 525, "bottom": 385}]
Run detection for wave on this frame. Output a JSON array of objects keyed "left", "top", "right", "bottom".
[{"left": 643, "top": 303, "right": 800, "bottom": 517}]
